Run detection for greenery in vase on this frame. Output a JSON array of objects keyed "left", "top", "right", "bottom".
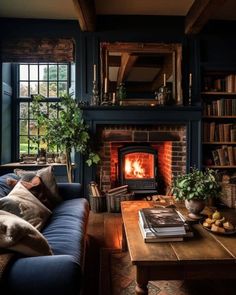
[
  {"left": 30, "top": 93, "right": 100, "bottom": 182},
  {"left": 172, "top": 168, "right": 221, "bottom": 201}
]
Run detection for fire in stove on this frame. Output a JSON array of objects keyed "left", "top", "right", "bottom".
[
  {"left": 119, "top": 146, "right": 157, "bottom": 192},
  {"left": 124, "top": 152, "right": 154, "bottom": 179}
]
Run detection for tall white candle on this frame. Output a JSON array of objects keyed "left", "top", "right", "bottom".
[
  {"left": 189, "top": 73, "right": 192, "bottom": 87},
  {"left": 93, "top": 64, "right": 96, "bottom": 81},
  {"left": 163, "top": 73, "right": 166, "bottom": 87},
  {"left": 104, "top": 77, "right": 108, "bottom": 93}
]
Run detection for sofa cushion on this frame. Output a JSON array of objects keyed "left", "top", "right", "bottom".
[
  {"left": 0, "top": 210, "right": 53, "bottom": 256},
  {"left": 0, "top": 174, "right": 19, "bottom": 198},
  {"left": 7, "top": 176, "right": 56, "bottom": 210},
  {"left": 42, "top": 198, "right": 89, "bottom": 265},
  {"left": 0, "top": 182, "right": 51, "bottom": 230},
  {"left": 14, "top": 166, "right": 62, "bottom": 207}
]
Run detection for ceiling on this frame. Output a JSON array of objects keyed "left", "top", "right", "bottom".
[{"left": 1, "top": 0, "right": 236, "bottom": 21}]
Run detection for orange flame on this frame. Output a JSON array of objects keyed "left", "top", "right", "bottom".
[{"left": 125, "top": 158, "right": 145, "bottom": 178}]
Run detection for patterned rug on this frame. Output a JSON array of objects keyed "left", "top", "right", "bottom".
[{"left": 99, "top": 248, "right": 236, "bottom": 295}]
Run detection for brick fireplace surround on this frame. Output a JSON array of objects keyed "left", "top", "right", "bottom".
[
  {"left": 78, "top": 106, "right": 202, "bottom": 197},
  {"left": 98, "top": 124, "right": 186, "bottom": 193}
]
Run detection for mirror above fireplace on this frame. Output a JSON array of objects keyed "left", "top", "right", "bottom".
[{"left": 100, "top": 42, "right": 183, "bottom": 105}]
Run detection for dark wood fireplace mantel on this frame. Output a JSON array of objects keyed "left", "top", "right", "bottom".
[
  {"left": 82, "top": 105, "right": 202, "bottom": 122},
  {"left": 78, "top": 105, "right": 202, "bottom": 196}
]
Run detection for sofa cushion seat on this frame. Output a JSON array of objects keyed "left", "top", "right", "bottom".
[{"left": 42, "top": 198, "right": 89, "bottom": 265}]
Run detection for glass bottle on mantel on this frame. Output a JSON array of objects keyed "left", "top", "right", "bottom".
[{"left": 116, "top": 83, "right": 127, "bottom": 105}]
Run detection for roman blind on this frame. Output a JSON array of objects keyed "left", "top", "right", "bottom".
[{"left": 1, "top": 38, "right": 75, "bottom": 62}]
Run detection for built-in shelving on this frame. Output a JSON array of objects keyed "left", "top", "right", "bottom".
[{"left": 201, "top": 70, "right": 236, "bottom": 174}]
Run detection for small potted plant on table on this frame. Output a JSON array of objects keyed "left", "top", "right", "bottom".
[{"left": 172, "top": 168, "right": 221, "bottom": 219}]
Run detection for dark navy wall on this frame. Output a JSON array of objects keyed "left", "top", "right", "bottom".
[{"left": 1, "top": 63, "right": 12, "bottom": 164}]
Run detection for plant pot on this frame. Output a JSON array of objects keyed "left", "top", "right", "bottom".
[{"left": 185, "top": 199, "right": 205, "bottom": 220}]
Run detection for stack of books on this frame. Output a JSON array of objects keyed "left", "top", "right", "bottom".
[{"left": 138, "top": 207, "right": 192, "bottom": 242}]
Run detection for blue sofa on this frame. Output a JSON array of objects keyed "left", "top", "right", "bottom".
[{"left": 0, "top": 173, "right": 90, "bottom": 295}]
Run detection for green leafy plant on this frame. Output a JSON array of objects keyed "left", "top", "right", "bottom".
[
  {"left": 172, "top": 168, "right": 221, "bottom": 201},
  {"left": 30, "top": 93, "right": 100, "bottom": 182}
]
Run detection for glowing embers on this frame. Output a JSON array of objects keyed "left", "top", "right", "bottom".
[{"left": 124, "top": 152, "right": 154, "bottom": 179}]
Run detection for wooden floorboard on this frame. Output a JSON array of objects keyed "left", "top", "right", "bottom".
[{"left": 83, "top": 211, "right": 122, "bottom": 295}]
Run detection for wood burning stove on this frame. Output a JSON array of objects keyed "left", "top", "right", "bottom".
[{"left": 119, "top": 145, "right": 158, "bottom": 193}]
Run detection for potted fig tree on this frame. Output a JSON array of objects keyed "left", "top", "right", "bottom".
[
  {"left": 172, "top": 168, "right": 221, "bottom": 219},
  {"left": 30, "top": 93, "right": 100, "bottom": 182}
]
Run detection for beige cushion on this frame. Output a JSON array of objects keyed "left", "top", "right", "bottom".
[
  {"left": 0, "top": 182, "right": 51, "bottom": 230},
  {"left": 14, "top": 166, "right": 62, "bottom": 207},
  {"left": 0, "top": 210, "right": 52, "bottom": 256}
]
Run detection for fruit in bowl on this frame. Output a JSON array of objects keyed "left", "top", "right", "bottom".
[{"left": 202, "top": 211, "right": 235, "bottom": 233}]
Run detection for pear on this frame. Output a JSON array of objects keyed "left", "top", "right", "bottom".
[{"left": 212, "top": 211, "right": 221, "bottom": 220}]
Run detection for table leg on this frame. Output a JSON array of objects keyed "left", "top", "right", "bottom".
[
  {"left": 135, "top": 266, "right": 148, "bottom": 295},
  {"left": 121, "top": 222, "right": 128, "bottom": 252}
]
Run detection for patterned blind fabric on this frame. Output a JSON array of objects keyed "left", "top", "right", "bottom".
[{"left": 1, "top": 38, "right": 75, "bottom": 62}]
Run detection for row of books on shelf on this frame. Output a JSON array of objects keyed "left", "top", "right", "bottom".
[
  {"left": 138, "top": 207, "right": 193, "bottom": 243},
  {"left": 211, "top": 145, "right": 236, "bottom": 166},
  {"left": 203, "top": 122, "right": 236, "bottom": 142},
  {"left": 203, "top": 99, "right": 236, "bottom": 116},
  {"left": 203, "top": 74, "right": 236, "bottom": 92}
]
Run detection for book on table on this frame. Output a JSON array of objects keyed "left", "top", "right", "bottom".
[
  {"left": 138, "top": 207, "right": 191, "bottom": 242},
  {"left": 138, "top": 221, "right": 184, "bottom": 242}
]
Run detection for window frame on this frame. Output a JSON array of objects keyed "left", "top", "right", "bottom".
[{"left": 15, "top": 62, "right": 71, "bottom": 159}]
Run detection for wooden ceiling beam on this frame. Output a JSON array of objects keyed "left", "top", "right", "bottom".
[
  {"left": 185, "top": 0, "right": 227, "bottom": 35},
  {"left": 72, "top": 0, "right": 96, "bottom": 32},
  {"left": 117, "top": 53, "right": 138, "bottom": 86}
]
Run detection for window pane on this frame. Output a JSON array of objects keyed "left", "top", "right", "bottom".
[
  {"left": 49, "top": 82, "right": 57, "bottom": 97},
  {"left": 39, "top": 64, "right": 48, "bottom": 80},
  {"left": 20, "top": 103, "right": 28, "bottom": 119},
  {"left": 19, "top": 82, "right": 29, "bottom": 97},
  {"left": 29, "top": 120, "right": 38, "bottom": 135},
  {"left": 19, "top": 65, "right": 28, "bottom": 80},
  {"left": 59, "top": 82, "right": 67, "bottom": 96},
  {"left": 49, "top": 64, "right": 57, "bottom": 80},
  {"left": 48, "top": 103, "right": 57, "bottom": 118},
  {"left": 39, "top": 125, "right": 46, "bottom": 135},
  {"left": 30, "top": 64, "right": 38, "bottom": 80},
  {"left": 39, "top": 82, "right": 48, "bottom": 97},
  {"left": 30, "top": 82, "right": 38, "bottom": 95},
  {"left": 59, "top": 64, "right": 68, "bottom": 80},
  {"left": 29, "top": 142, "right": 38, "bottom": 154},
  {"left": 19, "top": 136, "right": 28, "bottom": 154},
  {"left": 19, "top": 120, "right": 28, "bottom": 135}
]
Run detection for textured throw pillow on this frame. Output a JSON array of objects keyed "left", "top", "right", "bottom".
[
  {"left": 0, "top": 182, "right": 51, "bottom": 230},
  {"left": 7, "top": 176, "right": 56, "bottom": 210},
  {"left": 0, "top": 210, "right": 53, "bottom": 256},
  {"left": 14, "top": 166, "right": 62, "bottom": 207}
]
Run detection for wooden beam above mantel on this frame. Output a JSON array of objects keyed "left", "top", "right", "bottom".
[
  {"left": 72, "top": 0, "right": 96, "bottom": 32},
  {"left": 185, "top": 0, "right": 227, "bottom": 34}
]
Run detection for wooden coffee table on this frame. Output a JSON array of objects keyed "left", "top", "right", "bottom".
[{"left": 121, "top": 200, "right": 236, "bottom": 295}]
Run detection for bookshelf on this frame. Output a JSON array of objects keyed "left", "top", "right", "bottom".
[{"left": 201, "top": 70, "right": 236, "bottom": 172}]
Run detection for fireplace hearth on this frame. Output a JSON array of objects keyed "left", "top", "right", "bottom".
[{"left": 119, "top": 145, "right": 157, "bottom": 193}]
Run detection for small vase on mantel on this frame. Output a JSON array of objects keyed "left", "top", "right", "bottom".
[{"left": 185, "top": 199, "right": 206, "bottom": 220}]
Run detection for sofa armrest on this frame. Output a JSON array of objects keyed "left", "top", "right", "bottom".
[
  {"left": 4, "top": 255, "right": 82, "bottom": 295},
  {"left": 57, "top": 183, "right": 83, "bottom": 200}
]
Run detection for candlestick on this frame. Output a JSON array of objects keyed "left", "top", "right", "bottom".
[
  {"left": 93, "top": 64, "right": 96, "bottom": 82},
  {"left": 104, "top": 77, "right": 108, "bottom": 93},
  {"left": 112, "top": 92, "right": 116, "bottom": 105},
  {"left": 189, "top": 73, "right": 192, "bottom": 87},
  {"left": 163, "top": 73, "right": 166, "bottom": 87}
]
